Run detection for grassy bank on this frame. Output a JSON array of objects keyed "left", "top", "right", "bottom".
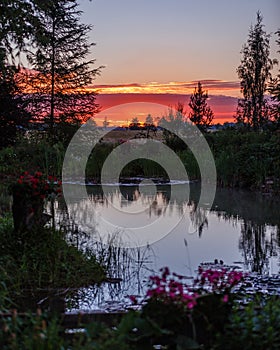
[{"left": 0, "top": 215, "right": 106, "bottom": 311}]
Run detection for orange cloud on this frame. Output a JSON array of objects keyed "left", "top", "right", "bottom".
[{"left": 89, "top": 80, "right": 241, "bottom": 97}]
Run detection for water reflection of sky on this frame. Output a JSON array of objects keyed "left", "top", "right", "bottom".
[
  {"left": 60, "top": 183, "right": 280, "bottom": 311},
  {"left": 61, "top": 183, "right": 280, "bottom": 276}
]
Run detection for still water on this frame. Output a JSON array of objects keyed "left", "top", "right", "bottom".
[{"left": 59, "top": 183, "right": 280, "bottom": 310}]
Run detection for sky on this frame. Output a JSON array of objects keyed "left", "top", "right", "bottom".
[{"left": 78, "top": 0, "right": 280, "bottom": 126}]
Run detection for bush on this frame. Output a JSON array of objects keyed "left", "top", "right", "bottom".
[
  {"left": 0, "top": 310, "right": 64, "bottom": 350},
  {"left": 215, "top": 296, "right": 280, "bottom": 350}
]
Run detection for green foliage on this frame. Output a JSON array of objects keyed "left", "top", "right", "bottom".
[
  {"left": 0, "top": 217, "right": 13, "bottom": 310},
  {"left": 178, "top": 150, "right": 200, "bottom": 180},
  {"left": 206, "top": 130, "right": 280, "bottom": 191},
  {"left": 70, "top": 309, "right": 199, "bottom": 350},
  {"left": 141, "top": 299, "right": 198, "bottom": 348},
  {"left": 0, "top": 139, "right": 66, "bottom": 179},
  {"left": 85, "top": 143, "right": 114, "bottom": 180},
  {"left": 1, "top": 128, "right": 279, "bottom": 193},
  {"left": 0, "top": 310, "right": 64, "bottom": 350},
  {"left": 215, "top": 296, "right": 280, "bottom": 350}
]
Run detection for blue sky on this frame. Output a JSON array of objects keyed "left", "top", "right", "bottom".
[{"left": 79, "top": 0, "right": 279, "bottom": 84}]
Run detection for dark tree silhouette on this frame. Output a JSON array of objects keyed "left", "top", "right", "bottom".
[
  {"left": 158, "top": 102, "right": 188, "bottom": 151},
  {"left": 235, "top": 12, "right": 275, "bottom": 130},
  {"left": 0, "top": 55, "right": 30, "bottom": 148},
  {"left": 0, "top": 1, "right": 38, "bottom": 148},
  {"left": 0, "top": 1, "right": 40, "bottom": 60},
  {"left": 25, "top": 0, "right": 102, "bottom": 143},
  {"left": 188, "top": 82, "right": 214, "bottom": 131},
  {"left": 145, "top": 114, "right": 153, "bottom": 125},
  {"left": 239, "top": 220, "right": 278, "bottom": 274}
]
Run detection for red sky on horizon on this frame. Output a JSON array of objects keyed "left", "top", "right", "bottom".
[{"left": 93, "top": 80, "right": 241, "bottom": 126}]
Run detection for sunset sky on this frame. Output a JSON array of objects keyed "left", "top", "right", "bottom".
[{"left": 78, "top": 0, "right": 280, "bottom": 126}]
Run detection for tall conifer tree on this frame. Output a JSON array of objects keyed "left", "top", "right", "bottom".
[
  {"left": 235, "top": 12, "right": 274, "bottom": 130},
  {"left": 268, "top": 29, "right": 280, "bottom": 125},
  {"left": 26, "top": 0, "right": 102, "bottom": 142},
  {"left": 188, "top": 82, "right": 214, "bottom": 131}
]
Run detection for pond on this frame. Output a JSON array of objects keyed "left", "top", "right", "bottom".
[{"left": 58, "top": 182, "right": 280, "bottom": 311}]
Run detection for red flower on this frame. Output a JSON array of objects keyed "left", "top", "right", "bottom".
[{"left": 129, "top": 295, "right": 138, "bottom": 304}]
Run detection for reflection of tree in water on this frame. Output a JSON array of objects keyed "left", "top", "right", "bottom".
[
  {"left": 239, "top": 221, "right": 279, "bottom": 274},
  {"left": 188, "top": 200, "right": 208, "bottom": 237},
  {"left": 148, "top": 192, "right": 169, "bottom": 217}
]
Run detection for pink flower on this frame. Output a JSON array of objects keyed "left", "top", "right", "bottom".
[
  {"left": 187, "top": 300, "right": 197, "bottom": 309},
  {"left": 150, "top": 276, "right": 161, "bottom": 286},
  {"left": 146, "top": 290, "right": 154, "bottom": 297},
  {"left": 222, "top": 294, "right": 229, "bottom": 303}
]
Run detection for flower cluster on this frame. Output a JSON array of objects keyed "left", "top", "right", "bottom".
[
  {"left": 196, "top": 266, "right": 244, "bottom": 294},
  {"left": 15, "top": 172, "right": 62, "bottom": 200},
  {"left": 145, "top": 267, "right": 198, "bottom": 310},
  {"left": 130, "top": 266, "right": 245, "bottom": 311}
]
